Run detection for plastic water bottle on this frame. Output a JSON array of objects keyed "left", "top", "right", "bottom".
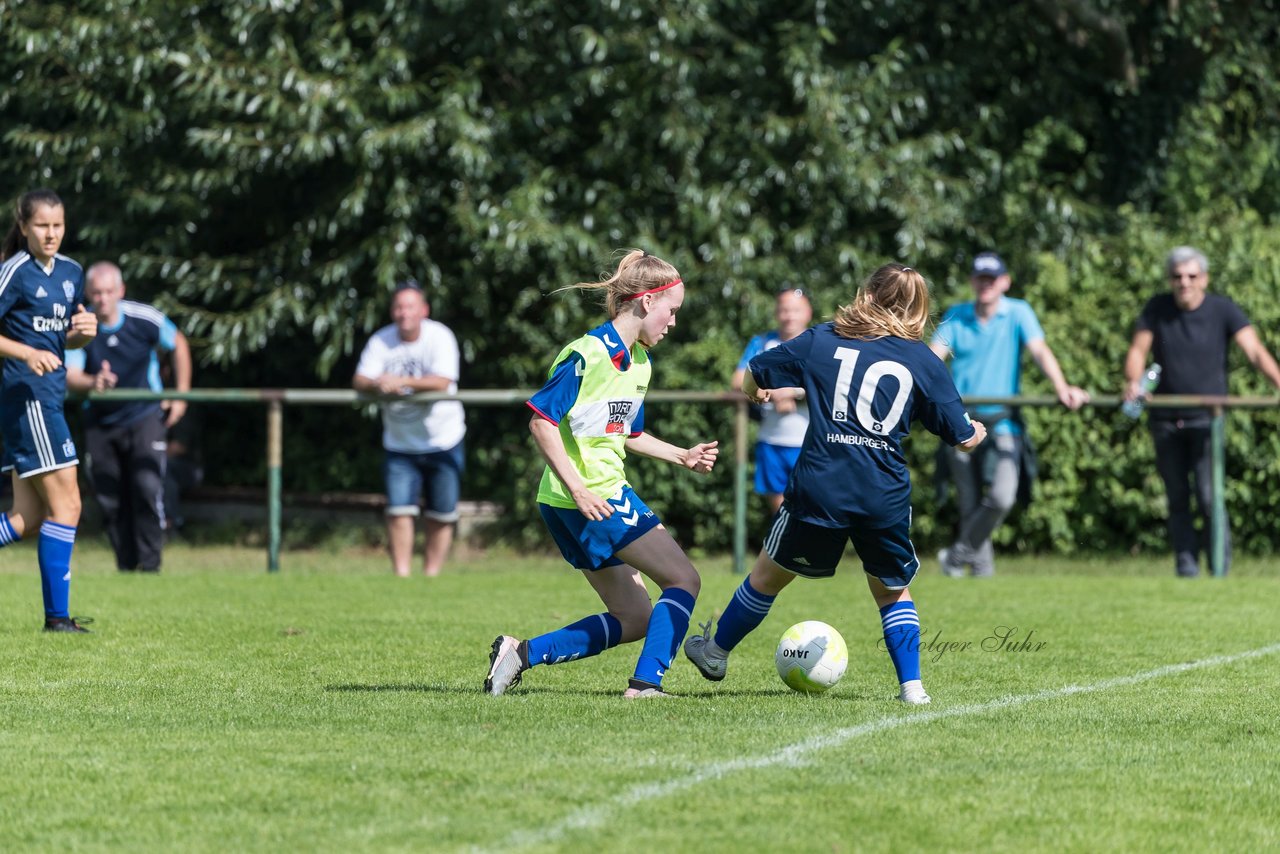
[{"left": 1121, "top": 364, "right": 1162, "bottom": 418}]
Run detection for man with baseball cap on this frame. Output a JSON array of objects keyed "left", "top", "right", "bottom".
[{"left": 929, "top": 252, "right": 1089, "bottom": 577}]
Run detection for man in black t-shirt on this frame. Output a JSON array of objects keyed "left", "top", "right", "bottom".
[{"left": 1123, "top": 246, "right": 1280, "bottom": 576}]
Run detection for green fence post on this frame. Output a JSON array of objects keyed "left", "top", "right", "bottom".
[
  {"left": 733, "top": 398, "right": 748, "bottom": 575},
  {"left": 1210, "top": 405, "right": 1226, "bottom": 578},
  {"left": 267, "top": 396, "right": 283, "bottom": 573}
]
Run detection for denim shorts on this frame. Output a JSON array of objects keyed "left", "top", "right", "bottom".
[{"left": 383, "top": 442, "right": 465, "bottom": 522}]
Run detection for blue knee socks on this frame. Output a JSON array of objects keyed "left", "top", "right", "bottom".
[
  {"left": 38, "top": 522, "right": 77, "bottom": 619},
  {"left": 712, "top": 577, "right": 776, "bottom": 652},
  {"left": 526, "top": 612, "right": 624, "bottom": 666},
  {"left": 880, "top": 600, "right": 921, "bottom": 684},
  {"left": 633, "top": 587, "right": 696, "bottom": 687}
]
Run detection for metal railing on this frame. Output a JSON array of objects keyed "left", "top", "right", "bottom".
[{"left": 83, "top": 389, "right": 1276, "bottom": 575}]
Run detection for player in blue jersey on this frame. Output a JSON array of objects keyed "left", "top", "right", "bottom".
[
  {"left": 684, "top": 263, "right": 987, "bottom": 704},
  {"left": 0, "top": 189, "right": 99, "bottom": 632},
  {"left": 485, "top": 250, "right": 720, "bottom": 699}
]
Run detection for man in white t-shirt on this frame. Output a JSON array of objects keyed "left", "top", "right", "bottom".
[{"left": 354, "top": 281, "right": 466, "bottom": 577}]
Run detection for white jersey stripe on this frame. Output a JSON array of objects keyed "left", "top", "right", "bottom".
[
  {"left": 27, "top": 401, "right": 56, "bottom": 469},
  {"left": 765, "top": 507, "right": 789, "bottom": 557},
  {"left": 119, "top": 300, "right": 167, "bottom": 328},
  {"left": 0, "top": 252, "right": 29, "bottom": 300}
]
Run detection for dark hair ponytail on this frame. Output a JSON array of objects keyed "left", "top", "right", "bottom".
[{"left": 1, "top": 188, "right": 64, "bottom": 261}]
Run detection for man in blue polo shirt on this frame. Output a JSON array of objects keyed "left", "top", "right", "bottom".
[
  {"left": 66, "top": 262, "right": 192, "bottom": 572},
  {"left": 929, "top": 252, "right": 1089, "bottom": 577}
]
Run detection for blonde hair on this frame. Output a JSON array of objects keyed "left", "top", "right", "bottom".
[
  {"left": 833, "top": 263, "right": 931, "bottom": 341},
  {"left": 561, "top": 249, "right": 682, "bottom": 317}
]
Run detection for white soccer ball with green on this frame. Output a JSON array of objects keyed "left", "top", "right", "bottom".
[{"left": 775, "top": 621, "right": 848, "bottom": 693}]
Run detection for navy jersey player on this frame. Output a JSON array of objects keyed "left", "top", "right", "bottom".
[
  {"left": 685, "top": 264, "right": 986, "bottom": 703},
  {"left": 0, "top": 189, "right": 99, "bottom": 632}
]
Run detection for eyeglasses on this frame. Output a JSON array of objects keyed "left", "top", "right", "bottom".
[{"left": 1169, "top": 273, "right": 1202, "bottom": 281}]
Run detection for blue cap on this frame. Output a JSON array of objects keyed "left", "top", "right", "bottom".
[{"left": 971, "top": 252, "right": 1007, "bottom": 277}]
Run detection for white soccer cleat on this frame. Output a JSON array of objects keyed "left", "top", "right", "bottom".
[
  {"left": 484, "top": 635, "right": 526, "bottom": 696},
  {"left": 898, "top": 680, "right": 932, "bottom": 705},
  {"left": 683, "top": 620, "right": 729, "bottom": 682},
  {"left": 623, "top": 687, "right": 675, "bottom": 699}
]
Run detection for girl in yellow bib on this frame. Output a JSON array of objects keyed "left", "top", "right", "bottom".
[{"left": 485, "top": 250, "right": 718, "bottom": 699}]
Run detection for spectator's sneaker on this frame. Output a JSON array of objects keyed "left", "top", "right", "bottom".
[
  {"left": 484, "top": 635, "right": 527, "bottom": 696},
  {"left": 899, "top": 680, "right": 931, "bottom": 705},
  {"left": 970, "top": 565, "right": 995, "bottom": 578},
  {"left": 623, "top": 686, "right": 675, "bottom": 699},
  {"left": 938, "top": 548, "right": 965, "bottom": 578},
  {"left": 44, "top": 616, "right": 93, "bottom": 634},
  {"left": 683, "top": 620, "right": 729, "bottom": 682}
]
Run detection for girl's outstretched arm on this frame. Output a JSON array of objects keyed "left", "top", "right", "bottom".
[{"left": 625, "top": 433, "right": 719, "bottom": 474}]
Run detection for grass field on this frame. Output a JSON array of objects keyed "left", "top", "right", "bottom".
[{"left": 2, "top": 540, "right": 1278, "bottom": 852}]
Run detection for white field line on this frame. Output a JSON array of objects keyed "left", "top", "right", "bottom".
[{"left": 488, "top": 642, "right": 1280, "bottom": 851}]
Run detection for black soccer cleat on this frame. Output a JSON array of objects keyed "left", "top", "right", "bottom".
[{"left": 44, "top": 616, "right": 94, "bottom": 633}]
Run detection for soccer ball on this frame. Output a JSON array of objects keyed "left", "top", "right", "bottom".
[{"left": 775, "top": 621, "right": 848, "bottom": 694}]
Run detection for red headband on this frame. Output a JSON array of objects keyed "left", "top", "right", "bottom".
[{"left": 621, "top": 279, "right": 683, "bottom": 301}]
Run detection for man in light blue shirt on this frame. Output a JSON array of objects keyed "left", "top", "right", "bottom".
[{"left": 930, "top": 252, "right": 1089, "bottom": 577}]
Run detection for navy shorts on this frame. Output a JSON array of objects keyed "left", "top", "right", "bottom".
[
  {"left": 383, "top": 442, "right": 465, "bottom": 522},
  {"left": 539, "top": 485, "right": 662, "bottom": 570},
  {"left": 763, "top": 505, "right": 920, "bottom": 589},
  {"left": 754, "top": 442, "right": 801, "bottom": 496},
  {"left": 1, "top": 393, "right": 79, "bottom": 478}
]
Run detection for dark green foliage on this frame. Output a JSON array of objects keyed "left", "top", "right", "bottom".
[{"left": 2, "top": 0, "right": 1278, "bottom": 553}]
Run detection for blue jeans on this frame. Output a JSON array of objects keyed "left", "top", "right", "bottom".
[{"left": 383, "top": 442, "right": 465, "bottom": 522}]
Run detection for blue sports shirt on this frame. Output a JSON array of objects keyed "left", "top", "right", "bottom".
[
  {"left": 0, "top": 251, "right": 85, "bottom": 401},
  {"left": 931, "top": 297, "right": 1044, "bottom": 434},
  {"left": 749, "top": 322, "right": 974, "bottom": 528},
  {"left": 65, "top": 300, "right": 180, "bottom": 428}
]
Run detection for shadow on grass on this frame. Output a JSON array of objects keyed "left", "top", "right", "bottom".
[{"left": 325, "top": 682, "right": 876, "bottom": 700}]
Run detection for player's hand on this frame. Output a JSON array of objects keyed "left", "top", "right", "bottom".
[
  {"left": 772, "top": 389, "right": 798, "bottom": 414},
  {"left": 24, "top": 348, "right": 61, "bottom": 377},
  {"left": 1059, "top": 385, "right": 1090, "bottom": 410},
  {"left": 70, "top": 304, "right": 97, "bottom": 340},
  {"left": 683, "top": 440, "right": 719, "bottom": 474},
  {"left": 571, "top": 488, "right": 614, "bottom": 522},
  {"left": 957, "top": 420, "right": 987, "bottom": 453},
  {"left": 162, "top": 398, "right": 188, "bottom": 428},
  {"left": 744, "top": 386, "right": 772, "bottom": 405},
  {"left": 93, "top": 359, "right": 118, "bottom": 391}
]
